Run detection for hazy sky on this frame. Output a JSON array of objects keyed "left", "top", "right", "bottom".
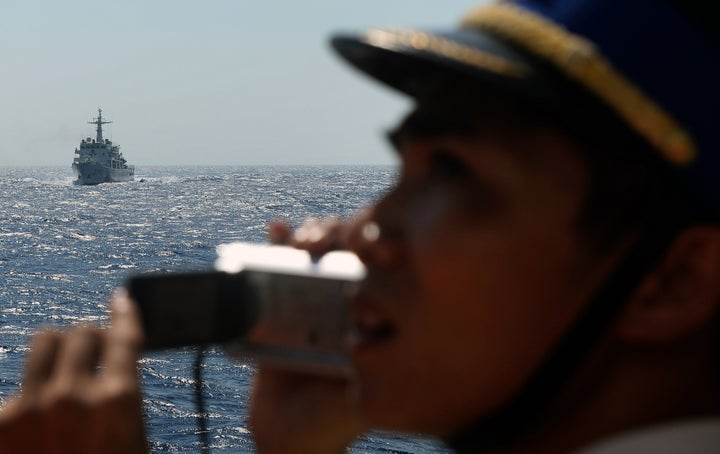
[{"left": 0, "top": 0, "right": 488, "bottom": 167}]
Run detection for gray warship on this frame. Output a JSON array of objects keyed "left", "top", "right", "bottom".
[{"left": 72, "top": 109, "right": 134, "bottom": 185}]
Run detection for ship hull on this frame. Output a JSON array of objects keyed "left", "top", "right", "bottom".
[{"left": 72, "top": 162, "right": 134, "bottom": 185}]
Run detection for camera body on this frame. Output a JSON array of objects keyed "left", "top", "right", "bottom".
[{"left": 126, "top": 242, "right": 365, "bottom": 376}]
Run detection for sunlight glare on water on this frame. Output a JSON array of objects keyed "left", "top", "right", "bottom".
[{"left": 0, "top": 165, "right": 451, "bottom": 453}]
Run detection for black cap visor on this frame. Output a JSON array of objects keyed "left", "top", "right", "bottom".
[{"left": 331, "top": 27, "right": 571, "bottom": 107}]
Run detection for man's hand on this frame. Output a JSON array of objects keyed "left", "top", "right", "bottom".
[
  {"left": 268, "top": 209, "right": 373, "bottom": 254},
  {"left": 250, "top": 214, "right": 374, "bottom": 453},
  {"left": 0, "top": 292, "right": 148, "bottom": 454},
  {"left": 250, "top": 367, "right": 367, "bottom": 454}
]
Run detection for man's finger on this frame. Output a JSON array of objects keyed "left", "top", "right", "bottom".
[
  {"left": 53, "top": 326, "right": 103, "bottom": 382},
  {"left": 22, "top": 330, "right": 61, "bottom": 395},
  {"left": 268, "top": 220, "right": 293, "bottom": 244},
  {"left": 104, "top": 291, "right": 144, "bottom": 379}
]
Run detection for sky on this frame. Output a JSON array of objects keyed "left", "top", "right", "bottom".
[{"left": 0, "top": 0, "right": 488, "bottom": 167}]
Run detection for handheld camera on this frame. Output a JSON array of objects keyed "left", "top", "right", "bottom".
[{"left": 125, "top": 242, "right": 365, "bottom": 376}]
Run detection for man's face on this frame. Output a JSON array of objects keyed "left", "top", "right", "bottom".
[{"left": 348, "top": 104, "right": 620, "bottom": 436}]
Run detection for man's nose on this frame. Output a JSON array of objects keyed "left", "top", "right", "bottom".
[{"left": 347, "top": 191, "right": 406, "bottom": 268}]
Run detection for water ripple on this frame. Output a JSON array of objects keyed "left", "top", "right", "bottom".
[{"left": 0, "top": 165, "right": 450, "bottom": 453}]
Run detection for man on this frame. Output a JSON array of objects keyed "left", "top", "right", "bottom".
[
  {"left": 2, "top": 0, "right": 719, "bottom": 453},
  {"left": 251, "top": 0, "right": 720, "bottom": 452}
]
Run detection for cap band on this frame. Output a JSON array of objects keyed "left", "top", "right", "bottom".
[
  {"left": 461, "top": 4, "right": 696, "bottom": 165},
  {"left": 363, "top": 27, "right": 528, "bottom": 78}
]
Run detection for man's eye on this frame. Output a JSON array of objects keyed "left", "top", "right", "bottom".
[{"left": 431, "top": 151, "right": 468, "bottom": 178}]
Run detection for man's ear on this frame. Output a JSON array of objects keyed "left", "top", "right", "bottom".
[{"left": 615, "top": 225, "right": 720, "bottom": 343}]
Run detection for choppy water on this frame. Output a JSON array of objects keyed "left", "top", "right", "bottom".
[{"left": 0, "top": 166, "right": 450, "bottom": 453}]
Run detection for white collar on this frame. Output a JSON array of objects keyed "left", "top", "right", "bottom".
[{"left": 577, "top": 419, "right": 720, "bottom": 454}]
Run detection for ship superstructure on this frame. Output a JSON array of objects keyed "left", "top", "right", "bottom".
[{"left": 72, "top": 109, "right": 134, "bottom": 185}]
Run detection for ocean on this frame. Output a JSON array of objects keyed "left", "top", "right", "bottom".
[{"left": 0, "top": 166, "right": 450, "bottom": 453}]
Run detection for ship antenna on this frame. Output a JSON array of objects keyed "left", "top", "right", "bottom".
[{"left": 88, "top": 107, "right": 112, "bottom": 142}]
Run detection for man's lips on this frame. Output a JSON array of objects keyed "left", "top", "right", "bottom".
[{"left": 348, "top": 291, "right": 398, "bottom": 349}]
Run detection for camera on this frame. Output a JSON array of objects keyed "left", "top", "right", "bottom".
[{"left": 125, "top": 242, "right": 365, "bottom": 376}]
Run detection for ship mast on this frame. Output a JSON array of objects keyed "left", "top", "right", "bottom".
[{"left": 88, "top": 108, "right": 111, "bottom": 143}]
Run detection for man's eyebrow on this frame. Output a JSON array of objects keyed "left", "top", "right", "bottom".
[
  {"left": 386, "top": 109, "right": 480, "bottom": 148},
  {"left": 384, "top": 109, "right": 479, "bottom": 153},
  {"left": 384, "top": 127, "right": 403, "bottom": 154}
]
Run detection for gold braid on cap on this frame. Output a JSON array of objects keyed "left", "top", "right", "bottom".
[
  {"left": 362, "top": 28, "right": 528, "bottom": 78},
  {"left": 461, "top": 4, "right": 695, "bottom": 165}
]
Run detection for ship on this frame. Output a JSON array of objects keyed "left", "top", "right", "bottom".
[{"left": 72, "top": 108, "right": 134, "bottom": 185}]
